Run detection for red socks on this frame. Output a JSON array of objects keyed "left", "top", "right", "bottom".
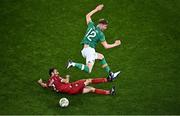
[
  {"left": 91, "top": 78, "right": 108, "bottom": 84},
  {"left": 94, "top": 89, "right": 110, "bottom": 95},
  {"left": 90, "top": 78, "right": 110, "bottom": 95}
]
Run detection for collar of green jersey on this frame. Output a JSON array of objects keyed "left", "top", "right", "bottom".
[{"left": 96, "top": 26, "right": 102, "bottom": 32}]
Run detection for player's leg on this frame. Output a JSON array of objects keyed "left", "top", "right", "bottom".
[
  {"left": 96, "top": 52, "right": 121, "bottom": 80},
  {"left": 86, "top": 76, "right": 119, "bottom": 84},
  {"left": 86, "top": 60, "right": 94, "bottom": 73},
  {"left": 81, "top": 77, "right": 109, "bottom": 85},
  {"left": 96, "top": 53, "right": 111, "bottom": 73},
  {"left": 67, "top": 47, "right": 96, "bottom": 73},
  {"left": 79, "top": 78, "right": 107, "bottom": 85},
  {"left": 82, "top": 86, "right": 95, "bottom": 93},
  {"left": 83, "top": 48, "right": 96, "bottom": 73},
  {"left": 67, "top": 60, "right": 91, "bottom": 73},
  {"left": 79, "top": 74, "right": 120, "bottom": 86},
  {"left": 91, "top": 78, "right": 108, "bottom": 84},
  {"left": 82, "top": 86, "right": 116, "bottom": 95}
]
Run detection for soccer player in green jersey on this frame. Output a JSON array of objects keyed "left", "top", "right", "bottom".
[{"left": 67, "top": 4, "right": 121, "bottom": 79}]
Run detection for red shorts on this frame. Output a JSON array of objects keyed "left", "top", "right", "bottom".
[{"left": 67, "top": 80, "right": 86, "bottom": 95}]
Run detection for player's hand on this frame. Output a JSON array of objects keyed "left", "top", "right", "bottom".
[
  {"left": 95, "top": 4, "right": 104, "bottom": 11},
  {"left": 38, "top": 78, "right": 42, "bottom": 84},
  {"left": 115, "top": 40, "right": 121, "bottom": 46}
]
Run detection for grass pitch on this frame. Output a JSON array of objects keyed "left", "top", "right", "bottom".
[{"left": 0, "top": 0, "right": 180, "bottom": 114}]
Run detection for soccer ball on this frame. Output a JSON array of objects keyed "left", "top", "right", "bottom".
[{"left": 59, "top": 97, "right": 69, "bottom": 107}]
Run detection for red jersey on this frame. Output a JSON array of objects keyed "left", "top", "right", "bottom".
[
  {"left": 46, "top": 75, "right": 71, "bottom": 93},
  {"left": 46, "top": 75, "right": 85, "bottom": 94}
]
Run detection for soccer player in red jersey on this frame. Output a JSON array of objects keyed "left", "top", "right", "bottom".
[{"left": 37, "top": 68, "right": 119, "bottom": 95}]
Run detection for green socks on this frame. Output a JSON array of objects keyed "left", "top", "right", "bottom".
[
  {"left": 100, "top": 58, "right": 110, "bottom": 73},
  {"left": 74, "top": 63, "right": 89, "bottom": 73},
  {"left": 72, "top": 58, "right": 110, "bottom": 74}
]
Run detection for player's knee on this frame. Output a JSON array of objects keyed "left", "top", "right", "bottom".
[
  {"left": 87, "top": 86, "right": 95, "bottom": 92},
  {"left": 87, "top": 79, "right": 92, "bottom": 83},
  {"left": 101, "top": 54, "right": 104, "bottom": 59},
  {"left": 98, "top": 54, "right": 104, "bottom": 60},
  {"left": 84, "top": 79, "right": 91, "bottom": 85},
  {"left": 88, "top": 66, "right": 92, "bottom": 73},
  {"left": 90, "top": 87, "right": 95, "bottom": 92}
]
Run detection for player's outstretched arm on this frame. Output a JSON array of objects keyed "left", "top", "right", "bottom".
[
  {"left": 101, "top": 40, "right": 121, "bottom": 49},
  {"left": 38, "top": 78, "right": 48, "bottom": 88},
  {"left": 86, "top": 4, "right": 104, "bottom": 24}
]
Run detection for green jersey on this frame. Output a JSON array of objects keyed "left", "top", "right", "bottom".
[{"left": 81, "top": 21, "right": 106, "bottom": 48}]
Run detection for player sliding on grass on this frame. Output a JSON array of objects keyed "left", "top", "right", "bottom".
[
  {"left": 67, "top": 4, "right": 121, "bottom": 79},
  {"left": 37, "top": 68, "right": 118, "bottom": 95}
]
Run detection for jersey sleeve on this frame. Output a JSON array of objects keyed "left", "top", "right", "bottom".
[
  {"left": 87, "top": 21, "right": 95, "bottom": 28},
  {"left": 99, "top": 33, "right": 106, "bottom": 42},
  {"left": 46, "top": 78, "right": 54, "bottom": 87}
]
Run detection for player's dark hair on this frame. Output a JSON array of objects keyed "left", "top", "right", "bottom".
[
  {"left": 49, "top": 68, "right": 55, "bottom": 76},
  {"left": 98, "top": 19, "right": 108, "bottom": 25}
]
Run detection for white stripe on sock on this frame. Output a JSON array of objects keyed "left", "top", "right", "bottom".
[
  {"left": 81, "top": 64, "right": 85, "bottom": 70},
  {"left": 72, "top": 62, "right": 75, "bottom": 66}
]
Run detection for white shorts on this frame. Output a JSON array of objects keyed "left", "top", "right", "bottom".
[{"left": 81, "top": 47, "right": 98, "bottom": 64}]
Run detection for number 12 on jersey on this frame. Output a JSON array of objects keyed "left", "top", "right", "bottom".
[{"left": 86, "top": 28, "right": 96, "bottom": 41}]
